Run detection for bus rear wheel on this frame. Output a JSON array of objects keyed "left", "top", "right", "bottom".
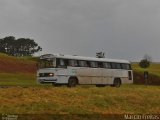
[
  {"left": 68, "top": 78, "right": 77, "bottom": 88},
  {"left": 112, "top": 78, "right": 121, "bottom": 87}
]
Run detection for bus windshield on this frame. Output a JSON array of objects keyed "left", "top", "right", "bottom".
[{"left": 39, "top": 58, "right": 56, "bottom": 68}]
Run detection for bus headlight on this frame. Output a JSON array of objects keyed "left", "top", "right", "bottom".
[
  {"left": 49, "top": 73, "right": 54, "bottom": 77},
  {"left": 39, "top": 73, "right": 54, "bottom": 77}
]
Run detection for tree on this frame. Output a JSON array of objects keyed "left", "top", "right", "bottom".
[
  {"left": 0, "top": 36, "right": 42, "bottom": 56},
  {"left": 139, "top": 54, "right": 152, "bottom": 68},
  {"left": 139, "top": 59, "right": 150, "bottom": 68},
  {"left": 144, "top": 54, "right": 152, "bottom": 62},
  {"left": 96, "top": 52, "right": 105, "bottom": 58}
]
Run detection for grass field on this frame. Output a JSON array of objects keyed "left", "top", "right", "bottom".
[
  {"left": 0, "top": 73, "right": 36, "bottom": 86},
  {"left": 0, "top": 54, "right": 160, "bottom": 119},
  {"left": 0, "top": 85, "right": 160, "bottom": 115},
  {"left": 132, "top": 63, "right": 160, "bottom": 76}
]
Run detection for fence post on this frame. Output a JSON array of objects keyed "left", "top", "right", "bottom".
[{"left": 144, "top": 71, "right": 149, "bottom": 85}]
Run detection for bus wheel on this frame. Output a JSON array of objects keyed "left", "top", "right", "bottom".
[
  {"left": 113, "top": 78, "right": 121, "bottom": 87},
  {"left": 68, "top": 78, "right": 77, "bottom": 88}
]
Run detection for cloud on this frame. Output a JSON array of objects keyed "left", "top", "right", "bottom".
[{"left": 0, "top": 0, "right": 160, "bottom": 61}]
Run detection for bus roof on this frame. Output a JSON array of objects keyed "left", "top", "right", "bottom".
[{"left": 40, "top": 54, "right": 130, "bottom": 64}]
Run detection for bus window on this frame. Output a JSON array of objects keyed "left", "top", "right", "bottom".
[
  {"left": 103, "top": 62, "right": 111, "bottom": 69},
  {"left": 98, "top": 62, "right": 103, "bottom": 68},
  {"left": 57, "top": 59, "right": 67, "bottom": 68},
  {"left": 60, "top": 59, "right": 65, "bottom": 66},
  {"left": 69, "top": 60, "right": 78, "bottom": 67},
  {"left": 121, "top": 64, "right": 131, "bottom": 70},
  {"left": 78, "top": 61, "right": 88, "bottom": 67},
  {"left": 74, "top": 60, "right": 78, "bottom": 67},
  {"left": 39, "top": 58, "right": 56, "bottom": 68},
  {"left": 90, "top": 61, "right": 98, "bottom": 68},
  {"left": 111, "top": 63, "right": 116, "bottom": 69},
  {"left": 127, "top": 64, "right": 131, "bottom": 70},
  {"left": 116, "top": 63, "right": 121, "bottom": 69}
]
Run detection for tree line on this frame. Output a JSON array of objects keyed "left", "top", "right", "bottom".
[{"left": 0, "top": 36, "right": 42, "bottom": 56}]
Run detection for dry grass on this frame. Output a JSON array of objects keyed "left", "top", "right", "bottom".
[{"left": 0, "top": 85, "right": 160, "bottom": 115}]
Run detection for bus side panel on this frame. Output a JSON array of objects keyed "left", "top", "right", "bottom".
[
  {"left": 56, "top": 68, "right": 74, "bottom": 84},
  {"left": 120, "top": 70, "right": 128, "bottom": 84},
  {"left": 102, "top": 69, "right": 113, "bottom": 84},
  {"left": 120, "top": 70, "right": 133, "bottom": 84},
  {"left": 91, "top": 68, "right": 102, "bottom": 84},
  {"left": 76, "top": 68, "right": 92, "bottom": 84},
  {"left": 56, "top": 76, "right": 70, "bottom": 84}
]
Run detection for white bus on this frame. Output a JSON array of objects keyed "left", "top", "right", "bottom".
[{"left": 37, "top": 54, "right": 133, "bottom": 87}]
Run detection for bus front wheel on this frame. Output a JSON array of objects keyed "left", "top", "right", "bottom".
[{"left": 68, "top": 77, "right": 77, "bottom": 88}]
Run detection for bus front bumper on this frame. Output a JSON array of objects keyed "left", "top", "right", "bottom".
[{"left": 38, "top": 77, "right": 57, "bottom": 83}]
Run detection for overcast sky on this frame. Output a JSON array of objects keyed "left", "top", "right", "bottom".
[{"left": 0, "top": 0, "right": 160, "bottom": 61}]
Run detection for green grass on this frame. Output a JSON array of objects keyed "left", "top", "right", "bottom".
[
  {"left": 132, "top": 63, "right": 160, "bottom": 76},
  {"left": 0, "top": 73, "right": 36, "bottom": 86}
]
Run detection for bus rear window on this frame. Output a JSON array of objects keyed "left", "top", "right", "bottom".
[{"left": 121, "top": 64, "right": 131, "bottom": 70}]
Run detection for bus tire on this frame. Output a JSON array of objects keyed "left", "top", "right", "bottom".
[
  {"left": 68, "top": 77, "right": 78, "bottom": 88},
  {"left": 112, "top": 78, "right": 121, "bottom": 87}
]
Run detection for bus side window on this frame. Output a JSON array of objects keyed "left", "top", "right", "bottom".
[
  {"left": 84, "top": 61, "right": 89, "bottom": 67},
  {"left": 128, "top": 64, "right": 132, "bottom": 70},
  {"left": 56, "top": 58, "right": 60, "bottom": 67},
  {"left": 121, "top": 63, "right": 131, "bottom": 70},
  {"left": 107, "top": 63, "right": 111, "bottom": 69},
  {"left": 103, "top": 62, "right": 111, "bottom": 69},
  {"left": 98, "top": 62, "right": 103, "bottom": 68},
  {"left": 116, "top": 63, "right": 121, "bottom": 69},
  {"left": 78, "top": 61, "right": 83, "bottom": 67},
  {"left": 90, "top": 61, "right": 98, "bottom": 68},
  {"left": 111, "top": 63, "right": 116, "bottom": 69},
  {"left": 74, "top": 60, "right": 78, "bottom": 67},
  {"left": 60, "top": 59, "right": 65, "bottom": 66},
  {"left": 121, "top": 64, "right": 126, "bottom": 69},
  {"left": 57, "top": 59, "right": 67, "bottom": 68},
  {"left": 68, "top": 60, "right": 73, "bottom": 66},
  {"left": 68, "top": 60, "right": 78, "bottom": 67},
  {"left": 78, "top": 61, "right": 89, "bottom": 67}
]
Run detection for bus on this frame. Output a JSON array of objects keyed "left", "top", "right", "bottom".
[{"left": 37, "top": 54, "right": 133, "bottom": 87}]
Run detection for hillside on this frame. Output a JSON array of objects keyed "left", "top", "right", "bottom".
[
  {"left": 0, "top": 53, "right": 37, "bottom": 73},
  {"left": 0, "top": 53, "right": 37, "bottom": 85},
  {"left": 0, "top": 53, "right": 160, "bottom": 86},
  {"left": 132, "top": 63, "right": 160, "bottom": 85}
]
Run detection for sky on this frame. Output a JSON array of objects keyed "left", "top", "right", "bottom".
[{"left": 0, "top": 0, "right": 160, "bottom": 62}]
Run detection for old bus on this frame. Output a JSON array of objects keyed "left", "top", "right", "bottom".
[{"left": 37, "top": 54, "right": 133, "bottom": 87}]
